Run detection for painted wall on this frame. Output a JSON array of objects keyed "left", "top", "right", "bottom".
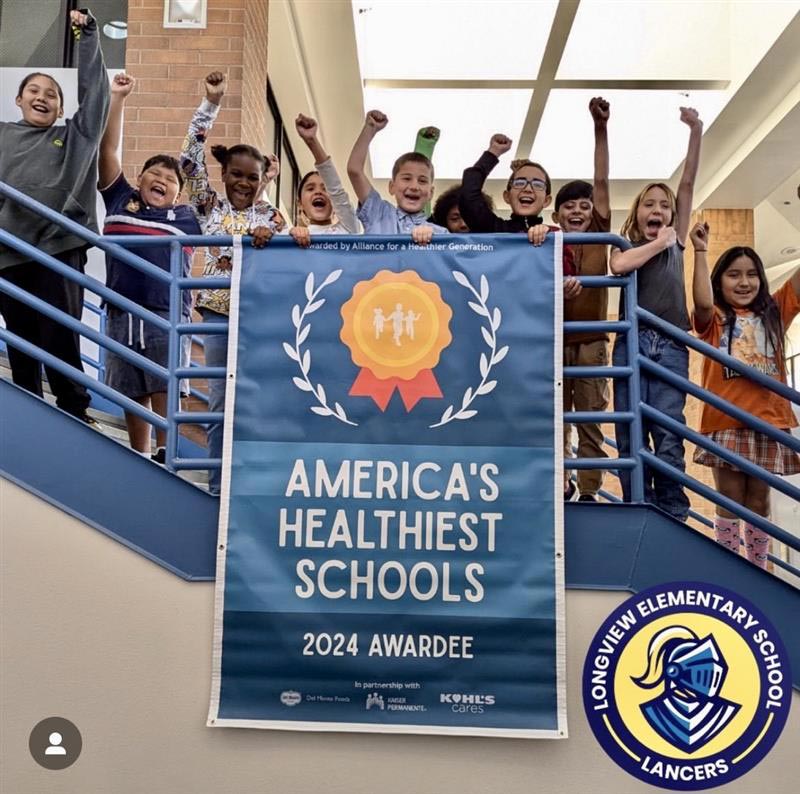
[{"left": 1, "top": 478, "right": 797, "bottom": 793}]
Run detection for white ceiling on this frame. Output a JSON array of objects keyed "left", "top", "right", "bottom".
[{"left": 269, "top": 0, "right": 800, "bottom": 270}]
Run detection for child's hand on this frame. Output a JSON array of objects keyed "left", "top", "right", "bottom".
[
  {"left": 488, "top": 134, "right": 512, "bottom": 157},
  {"left": 589, "top": 96, "right": 610, "bottom": 124},
  {"left": 265, "top": 153, "right": 280, "bottom": 183},
  {"left": 527, "top": 224, "right": 549, "bottom": 246},
  {"left": 111, "top": 72, "right": 135, "bottom": 98},
  {"left": 290, "top": 226, "right": 311, "bottom": 248},
  {"left": 411, "top": 225, "right": 434, "bottom": 245},
  {"left": 563, "top": 277, "right": 582, "bottom": 301},
  {"left": 69, "top": 9, "right": 89, "bottom": 28},
  {"left": 689, "top": 221, "right": 710, "bottom": 251},
  {"left": 204, "top": 72, "right": 226, "bottom": 105},
  {"left": 419, "top": 126, "right": 440, "bottom": 141},
  {"left": 295, "top": 114, "right": 318, "bottom": 142},
  {"left": 656, "top": 225, "right": 677, "bottom": 249},
  {"left": 365, "top": 110, "right": 388, "bottom": 132},
  {"left": 679, "top": 106, "right": 703, "bottom": 130},
  {"left": 251, "top": 226, "right": 273, "bottom": 248}
]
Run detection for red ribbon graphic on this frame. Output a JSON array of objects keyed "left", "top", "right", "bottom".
[{"left": 349, "top": 368, "right": 443, "bottom": 412}]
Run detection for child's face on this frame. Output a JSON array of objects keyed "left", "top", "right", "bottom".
[
  {"left": 503, "top": 165, "right": 551, "bottom": 217},
  {"left": 553, "top": 198, "right": 594, "bottom": 232},
  {"left": 16, "top": 75, "right": 62, "bottom": 128},
  {"left": 388, "top": 161, "right": 434, "bottom": 215},
  {"left": 720, "top": 255, "right": 761, "bottom": 309},
  {"left": 445, "top": 206, "right": 469, "bottom": 233},
  {"left": 299, "top": 173, "right": 332, "bottom": 224},
  {"left": 636, "top": 186, "right": 673, "bottom": 240},
  {"left": 137, "top": 164, "right": 181, "bottom": 208},
  {"left": 222, "top": 153, "right": 265, "bottom": 210}
]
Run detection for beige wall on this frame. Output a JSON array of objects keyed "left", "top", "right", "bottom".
[{"left": 1, "top": 478, "right": 796, "bottom": 793}]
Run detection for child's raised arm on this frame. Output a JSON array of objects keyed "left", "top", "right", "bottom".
[
  {"left": 99, "top": 73, "right": 134, "bottom": 190},
  {"left": 589, "top": 97, "right": 610, "bottom": 219},
  {"left": 296, "top": 114, "right": 359, "bottom": 233},
  {"left": 689, "top": 221, "right": 714, "bottom": 331},
  {"left": 179, "top": 72, "right": 225, "bottom": 218},
  {"left": 675, "top": 107, "right": 703, "bottom": 245},
  {"left": 609, "top": 226, "right": 676, "bottom": 275},
  {"left": 347, "top": 110, "right": 387, "bottom": 205},
  {"left": 459, "top": 134, "right": 511, "bottom": 232},
  {"left": 68, "top": 9, "right": 110, "bottom": 143}
]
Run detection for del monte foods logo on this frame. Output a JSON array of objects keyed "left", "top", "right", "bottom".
[{"left": 583, "top": 582, "right": 791, "bottom": 790}]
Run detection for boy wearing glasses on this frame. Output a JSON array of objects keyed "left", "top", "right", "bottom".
[{"left": 459, "top": 135, "right": 577, "bottom": 277}]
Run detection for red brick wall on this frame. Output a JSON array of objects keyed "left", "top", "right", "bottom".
[{"left": 122, "top": 0, "right": 268, "bottom": 189}]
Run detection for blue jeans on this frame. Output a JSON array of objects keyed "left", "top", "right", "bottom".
[
  {"left": 199, "top": 308, "right": 228, "bottom": 495},
  {"left": 613, "top": 328, "right": 690, "bottom": 520}
]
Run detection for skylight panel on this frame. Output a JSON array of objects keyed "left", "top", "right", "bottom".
[
  {"left": 531, "top": 89, "right": 729, "bottom": 180},
  {"left": 362, "top": 87, "right": 533, "bottom": 180},
  {"left": 352, "top": 1, "right": 558, "bottom": 81}
]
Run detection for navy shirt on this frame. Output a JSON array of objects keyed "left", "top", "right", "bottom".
[{"left": 101, "top": 174, "right": 200, "bottom": 316}]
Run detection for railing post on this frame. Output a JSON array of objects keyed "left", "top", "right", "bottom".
[
  {"left": 165, "top": 240, "right": 181, "bottom": 473},
  {"left": 624, "top": 272, "right": 645, "bottom": 502}
]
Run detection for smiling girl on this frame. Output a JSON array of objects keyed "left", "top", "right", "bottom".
[
  {"left": 180, "top": 71, "right": 284, "bottom": 494},
  {"left": 691, "top": 223, "right": 800, "bottom": 567},
  {"left": 0, "top": 10, "right": 109, "bottom": 424},
  {"left": 288, "top": 114, "right": 359, "bottom": 247},
  {"left": 98, "top": 73, "right": 200, "bottom": 459},
  {"left": 609, "top": 107, "right": 703, "bottom": 521}
]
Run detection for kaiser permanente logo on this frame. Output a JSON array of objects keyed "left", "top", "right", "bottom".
[{"left": 582, "top": 582, "right": 791, "bottom": 790}]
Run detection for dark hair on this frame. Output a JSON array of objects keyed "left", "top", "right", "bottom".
[
  {"left": 298, "top": 170, "right": 320, "bottom": 196},
  {"left": 507, "top": 159, "right": 551, "bottom": 195},
  {"left": 392, "top": 152, "right": 434, "bottom": 180},
  {"left": 555, "top": 179, "right": 593, "bottom": 210},
  {"left": 210, "top": 143, "right": 266, "bottom": 172},
  {"left": 710, "top": 247, "right": 785, "bottom": 372},
  {"left": 431, "top": 185, "right": 494, "bottom": 229},
  {"left": 17, "top": 72, "right": 64, "bottom": 108},
  {"left": 141, "top": 154, "right": 184, "bottom": 190}
]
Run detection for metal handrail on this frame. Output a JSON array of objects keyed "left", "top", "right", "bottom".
[{"left": 1, "top": 179, "right": 798, "bottom": 571}]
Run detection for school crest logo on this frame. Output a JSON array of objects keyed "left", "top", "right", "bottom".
[
  {"left": 284, "top": 268, "right": 508, "bottom": 427},
  {"left": 583, "top": 582, "right": 791, "bottom": 790}
]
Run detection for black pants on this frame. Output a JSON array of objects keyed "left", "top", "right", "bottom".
[{"left": 0, "top": 248, "right": 91, "bottom": 418}]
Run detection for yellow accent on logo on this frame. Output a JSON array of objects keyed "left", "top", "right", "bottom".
[
  {"left": 53, "top": 139, "right": 64, "bottom": 147},
  {"left": 340, "top": 270, "right": 452, "bottom": 381},
  {"left": 614, "top": 613, "right": 759, "bottom": 760}
]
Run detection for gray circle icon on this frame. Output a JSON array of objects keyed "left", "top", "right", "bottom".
[{"left": 29, "top": 717, "right": 82, "bottom": 770}]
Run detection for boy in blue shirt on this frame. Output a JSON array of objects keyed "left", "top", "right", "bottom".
[{"left": 347, "top": 110, "right": 447, "bottom": 243}]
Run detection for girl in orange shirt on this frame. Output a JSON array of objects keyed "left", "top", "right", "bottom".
[{"left": 691, "top": 222, "right": 800, "bottom": 567}]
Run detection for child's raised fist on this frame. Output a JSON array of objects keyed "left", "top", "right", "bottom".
[
  {"left": 295, "top": 114, "right": 318, "bottom": 142},
  {"left": 589, "top": 97, "right": 610, "bottom": 124},
  {"left": 488, "top": 134, "right": 512, "bottom": 157},
  {"left": 111, "top": 72, "right": 135, "bottom": 97},
  {"left": 265, "top": 153, "right": 280, "bottom": 183},
  {"left": 689, "top": 221, "right": 710, "bottom": 251},
  {"left": 69, "top": 9, "right": 89, "bottom": 28},
  {"left": 204, "top": 72, "right": 226, "bottom": 104},
  {"left": 679, "top": 106, "right": 702, "bottom": 129},
  {"left": 365, "top": 110, "right": 388, "bottom": 131},
  {"left": 656, "top": 225, "right": 677, "bottom": 249}
]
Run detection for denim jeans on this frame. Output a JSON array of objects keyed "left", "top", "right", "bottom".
[
  {"left": 199, "top": 308, "right": 228, "bottom": 495},
  {"left": 613, "top": 328, "right": 690, "bottom": 520}
]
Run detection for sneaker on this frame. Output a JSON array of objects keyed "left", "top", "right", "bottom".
[
  {"left": 578, "top": 494, "right": 598, "bottom": 503},
  {"left": 564, "top": 480, "right": 578, "bottom": 501},
  {"left": 77, "top": 413, "right": 104, "bottom": 432},
  {"left": 151, "top": 447, "right": 166, "bottom": 465}
]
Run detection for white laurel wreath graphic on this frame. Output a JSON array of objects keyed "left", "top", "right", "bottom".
[
  {"left": 283, "top": 269, "right": 358, "bottom": 426},
  {"left": 430, "top": 271, "right": 509, "bottom": 428}
]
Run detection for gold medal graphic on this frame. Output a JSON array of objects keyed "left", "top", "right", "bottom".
[{"left": 340, "top": 270, "right": 452, "bottom": 411}]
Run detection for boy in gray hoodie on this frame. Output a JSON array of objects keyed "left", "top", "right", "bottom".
[{"left": 0, "top": 9, "right": 109, "bottom": 422}]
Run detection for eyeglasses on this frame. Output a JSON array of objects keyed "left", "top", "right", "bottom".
[{"left": 509, "top": 177, "right": 547, "bottom": 192}]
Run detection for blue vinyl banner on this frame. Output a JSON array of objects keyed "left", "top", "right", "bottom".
[{"left": 209, "top": 234, "right": 567, "bottom": 738}]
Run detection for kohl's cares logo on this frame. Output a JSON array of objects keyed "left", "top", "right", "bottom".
[{"left": 440, "top": 693, "right": 495, "bottom": 706}]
